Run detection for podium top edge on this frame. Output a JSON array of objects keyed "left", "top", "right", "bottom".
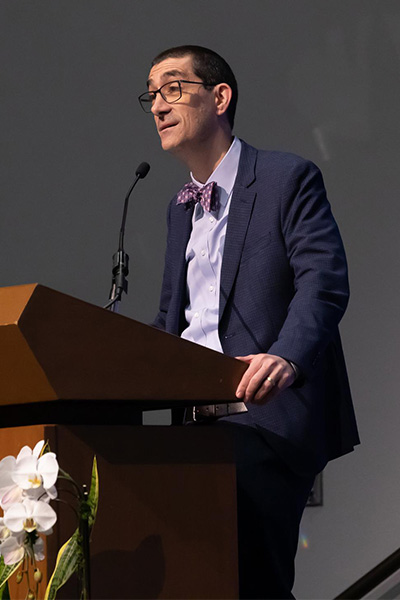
[{"left": 0, "top": 284, "right": 39, "bottom": 325}]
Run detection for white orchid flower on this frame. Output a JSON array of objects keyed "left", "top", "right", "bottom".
[
  {"left": 0, "top": 441, "right": 62, "bottom": 569},
  {"left": 0, "top": 517, "right": 11, "bottom": 541},
  {"left": 0, "top": 441, "right": 58, "bottom": 509},
  {"left": 4, "top": 499, "right": 57, "bottom": 534},
  {"left": 0, "top": 456, "right": 22, "bottom": 509},
  {"left": 13, "top": 445, "right": 58, "bottom": 491},
  {"left": 0, "top": 533, "right": 25, "bottom": 565},
  {"left": 29, "top": 535, "right": 45, "bottom": 561},
  {"left": 0, "top": 533, "right": 45, "bottom": 565},
  {"left": 0, "top": 456, "right": 16, "bottom": 492},
  {"left": 0, "top": 517, "right": 24, "bottom": 565},
  {"left": 16, "top": 440, "right": 45, "bottom": 462},
  {"left": 24, "top": 483, "right": 58, "bottom": 505}
]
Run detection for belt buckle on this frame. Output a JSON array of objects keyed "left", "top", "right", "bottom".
[{"left": 193, "top": 405, "right": 217, "bottom": 422}]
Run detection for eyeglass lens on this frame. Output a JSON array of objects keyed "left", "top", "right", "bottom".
[{"left": 140, "top": 81, "right": 182, "bottom": 112}]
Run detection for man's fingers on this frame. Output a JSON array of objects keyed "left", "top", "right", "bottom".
[
  {"left": 250, "top": 367, "right": 282, "bottom": 403},
  {"left": 235, "top": 355, "right": 255, "bottom": 363},
  {"left": 235, "top": 359, "right": 260, "bottom": 398},
  {"left": 243, "top": 365, "right": 277, "bottom": 402},
  {"left": 236, "top": 354, "right": 296, "bottom": 403},
  {"left": 236, "top": 357, "right": 276, "bottom": 400},
  {"left": 253, "top": 371, "right": 281, "bottom": 403}
]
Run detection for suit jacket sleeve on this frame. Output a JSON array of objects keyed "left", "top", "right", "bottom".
[{"left": 266, "top": 158, "right": 349, "bottom": 379}]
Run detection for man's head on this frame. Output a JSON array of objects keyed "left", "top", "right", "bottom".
[
  {"left": 151, "top": 46, "right": 238, "bottom": 129},
  {"left": 143, "top": 46, "right": 237, "bottom": 160}
]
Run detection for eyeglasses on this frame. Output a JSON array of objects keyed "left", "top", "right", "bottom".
[{"left": 138, "top": 79, "right": 218, "bottom": 113}]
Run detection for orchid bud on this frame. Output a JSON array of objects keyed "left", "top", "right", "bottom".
[{"left": 34, "top": 569, "right": 42, "bottom": 583}]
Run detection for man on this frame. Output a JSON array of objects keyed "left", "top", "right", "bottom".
[{"left": 139, "top": 45, "right": 359, "bottom": 599}]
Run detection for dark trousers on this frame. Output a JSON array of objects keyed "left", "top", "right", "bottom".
[{"left": 194, "top": 420, "right": 314, "bottom": 599}]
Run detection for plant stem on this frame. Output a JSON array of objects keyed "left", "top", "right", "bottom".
[
  {"left": 58, "top": 470, "right": 83, "bottom": 499},
  {"left": 80, "top": 485, "right": 91, "bottom": 600}
]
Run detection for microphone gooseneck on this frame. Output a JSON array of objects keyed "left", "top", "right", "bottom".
[{"left": 104, "top": 162, "right": 150, "bottom": 311}]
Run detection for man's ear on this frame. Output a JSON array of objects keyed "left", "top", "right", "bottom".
[{"left": 214, "top": 83, "right": 232, "bottom": 118}]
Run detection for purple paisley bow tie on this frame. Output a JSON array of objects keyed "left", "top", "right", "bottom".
[{"left": 176, "top": 181, "right": 220, "bottom": 213}]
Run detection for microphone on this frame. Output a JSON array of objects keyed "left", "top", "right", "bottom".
[
  {"left": 136, "top": 162, "right": 150, "bottom": 179},
  {"left": 104, "top": 162, "right": 150, "bottom": 311}
]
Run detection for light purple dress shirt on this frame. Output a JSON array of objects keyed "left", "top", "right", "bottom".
[{"left": 181, "top": 137, "right": 242, "bottom": 352}]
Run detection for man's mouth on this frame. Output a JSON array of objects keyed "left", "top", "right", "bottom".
[{"left": 158, "top": 122, "right": 177, "bottom": 133}]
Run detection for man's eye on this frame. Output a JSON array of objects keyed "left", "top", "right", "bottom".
[{"left": 166, "top": 84, "right": 180, "bottom": 95}]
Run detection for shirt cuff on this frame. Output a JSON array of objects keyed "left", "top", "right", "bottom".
[{"left": 287, "top": 360, "right": 300, "bottom": 380}]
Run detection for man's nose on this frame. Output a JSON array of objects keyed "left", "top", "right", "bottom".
[{"left": 151, "top": 92, "right": 171, "bottom": 116}]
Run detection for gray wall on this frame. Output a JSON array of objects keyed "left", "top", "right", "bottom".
[{"left": 1, "top": 1, "right": 400, "bottom": 597}]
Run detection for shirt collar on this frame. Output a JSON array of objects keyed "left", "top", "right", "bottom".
[{"left": 190, "top": 136, "right": 242, "bottom": 210}]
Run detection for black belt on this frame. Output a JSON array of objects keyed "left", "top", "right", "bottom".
[{"left": 190, "top": 402, "right": 248, "bottom": 422}]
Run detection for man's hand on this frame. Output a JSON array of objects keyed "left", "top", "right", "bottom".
[{"left": 235, "top": 354, "right": 295, "bottom": 404}]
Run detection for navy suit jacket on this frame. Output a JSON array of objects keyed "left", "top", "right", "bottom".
[{"left": 154, "top": 141, "right": 359, "bottom": 475}]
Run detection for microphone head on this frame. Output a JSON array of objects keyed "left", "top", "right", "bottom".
[{"left": 135, "top": 162, "right": 150, "bottom": 179}]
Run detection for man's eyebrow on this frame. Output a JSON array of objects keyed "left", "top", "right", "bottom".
[{"left": 147, "top": 69, "right": 186, "bottom": 88}]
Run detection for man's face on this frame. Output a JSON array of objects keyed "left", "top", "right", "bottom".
[{"left": 147, "top": 55, "right": 218, "bottom": 155}]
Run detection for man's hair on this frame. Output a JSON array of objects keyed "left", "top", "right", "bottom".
[{"left": 151, "top": 45, "right": 238, "bottom": 129}]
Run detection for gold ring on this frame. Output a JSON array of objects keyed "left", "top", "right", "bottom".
[{"left": 267, "top": 376, "right": 276, "bottom": 386}]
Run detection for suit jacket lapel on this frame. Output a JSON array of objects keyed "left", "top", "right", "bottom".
[
  {"left": 170, "top": 200, "right": 194, "bottom": 332},
  {"left": 219, "top": 142, "right": 257, "bottom": 320}
]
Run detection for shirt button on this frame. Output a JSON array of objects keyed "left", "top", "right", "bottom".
[
  {"left": 209, "top": 285, "right": 214, "bottom": 292},
  {"left": 194, "top": 312, "right": 199, "bottom": 318},
  {"left": 209, "top": 216, "right": 215, "bottom": 223},
  {"left": 201, "top": 249, "right": 206, "bottom": 257}
]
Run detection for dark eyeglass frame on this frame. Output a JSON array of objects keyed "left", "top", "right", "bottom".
[{"left": 138, "top": 79, "right": 218, "bottom": 113}]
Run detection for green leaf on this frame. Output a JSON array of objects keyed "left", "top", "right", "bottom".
[
  {"left": 44, "top": 455, "right": 99, "bottom": 599},
  {"left": 44, "top": 529, "right": 81, "bottom": 600},
  {"left": 0, "top": 580, "right": 10, "bottom": 600},
  {"left": 0, "top": 556, "right": 23, "bottom": 590},
  {"left": 39, "top": 439, "right": 51, "bottom": 456},
  {"left": 87, "top": 456, "right": 99, "bottom": 530}
]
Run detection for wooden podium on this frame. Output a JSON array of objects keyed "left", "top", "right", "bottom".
[{"left": 0, "top": 284, "right": 247, "bottom": 599}]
